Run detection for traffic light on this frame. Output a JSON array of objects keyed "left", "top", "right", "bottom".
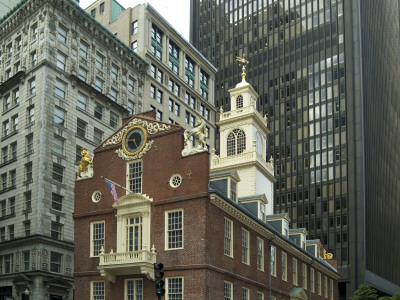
[{"left": 154, "top": 262, "right": 165, "bottom": 297}]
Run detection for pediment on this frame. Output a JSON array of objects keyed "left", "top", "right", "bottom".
[
  {"left": 113, "top": 193, "right": 153, "bottom": 208},
  {"left": 289, "top": 287, "right": 308, "bottom": 300},
  {"left": 44, "top": 277, "right": 73, "bottom": 288},
  {"left": 13, "top": 274, "right": 33, "bottom": 285}
]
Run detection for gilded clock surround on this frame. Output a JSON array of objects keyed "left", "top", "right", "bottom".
[{"left": 122, "top": 125, "right": 147, "bottom": 156}]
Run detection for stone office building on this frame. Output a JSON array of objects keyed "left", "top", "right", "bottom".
[
  {"left": 73, "top": 72, "right": 339, "bottom": 299},
  {"left": 85, "top": 0, "right": 217, "bottom": 149},
  {"left": 0, "top": 0, "right": 146, "bottom": 298}
]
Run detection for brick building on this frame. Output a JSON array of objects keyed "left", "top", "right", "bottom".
[{"left": 74, "top": 73, "right": 339, "bottom": 299}]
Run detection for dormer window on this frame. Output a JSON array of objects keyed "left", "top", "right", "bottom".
[
  {"left": 227, "top": 129, "right": 246, "bottom": 156},
  {"left": 230, "top": 179, "right": 237, "bottom": 202},
  {"left": 236, "top": 95, "right": 243, "bottom": 108}
]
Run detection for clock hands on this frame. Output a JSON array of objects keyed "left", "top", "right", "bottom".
[{"left": 131, "top": 138, "right": 138, "bottom": 148}]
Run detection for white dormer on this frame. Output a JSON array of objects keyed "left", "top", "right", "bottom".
[{"left": 210, "top": 64, "right": 275, "bottom": 214}]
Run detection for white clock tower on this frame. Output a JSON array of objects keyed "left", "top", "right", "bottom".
[{"left": 210, "top": 63, "right": 276, "bottom": 217}]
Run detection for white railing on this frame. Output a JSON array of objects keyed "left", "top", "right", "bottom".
[
  {"left": 220, "top": 106, "right": 256, "bottom": 120},
  {"left": 99, "top": 250, "right": 153, "bottom": 266}
]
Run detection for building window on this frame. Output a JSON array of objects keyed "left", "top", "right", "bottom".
[
  {"left": 126, "top": 279, "right": 143, "bottom": 300},
  {"left": 200, "top": 70, "right": 209, "bottom": 99},
  {"left": 27, "top": 106, "right": 35, "bottom": 124},
  {"left": 318, "top": 272, "right": 322, "bottom": 295},
  {"left": 57, "top": 26, "right": 67, "bottom": 43},
  {"left": 77, "top": 119, "right": 87, "bottom": 138},
  {"left": 55, "top": 79, "right": 66, "bottom": 98},
  {"left": 25, "top": 191, "right": 31, "bottom": 210},
  {"left": 78, "top": 67, "right": 87, "bottom": 82},
  {"left": 128, "top": 78, "right": 135, "bottom": 93},
  {"left": 50, "top": 252, "right": 62, "bottom": 273},
  {"left": 32, "top": 23, "right": 38, "bottom": 39},
  {"left": 157, "top": 69, "right": 163, "bottom": 83},
  {"left": 24, "top": 221, "right": 31, "bottom": 236},
  {"left": 52, "top": 163, "right": 64, "bottom": 183},
  {"left": 111, "top": 65, "right": 119, "bottom": 80},
  {"left": 26, "top": 134, "right": 33, "bottom": 153},
  {"left": 2, "top": 120, "right": 9, "bottom": 137},
  {"left": 224, "top": 281, "right": 233, "bottom": 300},
  {"left": 77, "top": 92, "right": 87, "bottom": 111},
  {"left": 330, "top": 279, "right": 334, "bottom": 300},
  {"left": 127, "top": 101, "right": 135, "bottom": 115},
  {"left": 128, "top": 161, "right": 142, "bottom": 193},
  {"left": 185, "top": 57, "right": 195, "bottom": 88},
  {"left": 8, "top": 225, "right": 14, "bottom": 240},
  {"left": 91, "top": 221, "right": 105, "bottom": 257},
  {"left": 99, "top": 2, "right": 105, "bottom": 13},
  {"left": 51, "top": 221, "right": 62, "bottom": 240},
  {"left": 167, "top": 277, "right": 183, "bottom": 300},
  {"left": 23, "top": 251, "right": 30, "bottom": 271},
  {"left": 31, "top": 50, "right": 37, "bottom": 67},
  {"left": 324, "top": 276, "right": 328, "bottom": 298},
  {"left": 151, "top": 24, "right": 163, "bottom": 60},
  {"left": 79, "top": 41, "right": 88, "bottom": 58},
  {"left": 293, "top": 257, "right": 298, "bottom": 284},
  {"left": 9, "top": 197, "right": 15, "bottom": 214},
  {"left": 1, "top": 147, "right": 8, "bottom": 163},
  {"left": 131, "top": 41, "right": 138, "bottom": 52},
  {"left": 166, "top": 210, "right": 183, "bottom": 249},
  {"left": 52, "top": 193, "right": 63, "bottom": 211},
  {"left": 311, "top": 268, "right": 315, "bottom": 293},
  {"left": 110, "top": 89, "right": 118, "bottom": 102},
  {"left": 95, "top": 53, "right": 104, "bottom": 70},
  {"left": 10, "top": 142, "right": 17, "bottom": 160},
  {"left": 270, "top": 245, "right": 276, "bottom": 275},
  {"left": 25, "top": 162, "right": 33, "bottom": 182},
  {"left": 156, "top": 109, "right": 162, "bottom": 121},
  {"left": 3, "top": 93, "right": 10, "bottom": 110},
  {"left": 132, "top": 20, "right": 138, "bottom": 34},
  {"left": 126, "top": 216, "right": 142, "bottom": 252},
  {"left": 168, "top": 41, "right": 179, "bottom": 74},
  {"left": 11, "top": 115, "right": 18, "bottom": 132},
  {"left": 13, "top": 88, "right": 19, "bottom": 105},
  {"left": 303, "top": 263, "right": 308, "bottom": 289},
  {"left": 0, "top": 254, "right": 13, "bottom": 274},
  {"left": 56, "top": 52, "right": 66, "bottom": 70},
  {"left": 53, "top": 135, "right": 64, "bottom": 155},
  {"left": 242, "top": 287, "right": 249, "bottom": 300},
  {"left": 110, "top": 112, "right": 119, "bottom": 129},
  {"left": 174, "top": 103, "right": 180, "bottom": 116},
  {"left": 54, "top": 107, "right": 65, "bottom": 127},
  {"left": 282, "top": 252, "right": 287, "bottom": 281},
  {"left": 94, "top": 128, "right": 103, "bottom": 145},
  {"left": 94, "top": 78, "right": 103, "bottom": 92},
  {"left": 29, "top": 78, "right": 36, "bottom": 95},
  {"left": 257, "top": 237, "right": 264, "bottom": 271},
  {"left": 224, "top": 218, "right": 233, "bottom": 257},
  {"left": 91, "top": 8, "right": 96, "bottom": 17},
  {"left": 242, "top": 228, "right": 249, "bottom": 264},
  {"left": 94, "top": 104, "right": 103, "bottom": 120},
  {"left": 236, "top": 95, "right": 243, "bottom": 108},
  {"left": 227, "top": 129, "right": 246, "bottom": 156},
  {"left": 156, "top": 90, "right": 163, "bottom": 104},
  {"left": 257, "top": 292, "right": 264, "bottom": 300},
  {"left": 91, "top": 281, "right": 105, "bottom": 300}
]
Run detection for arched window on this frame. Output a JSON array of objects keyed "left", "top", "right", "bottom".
[
  {"left": 236, "top": 95, "right": 243, "bottom": 108},
  {"left": 227, "top": 129, "right": 246, "bottom": 156}
]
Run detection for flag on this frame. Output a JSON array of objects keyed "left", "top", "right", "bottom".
[{"left": 104, "top": 179, "right": 118, "bottom": 203}]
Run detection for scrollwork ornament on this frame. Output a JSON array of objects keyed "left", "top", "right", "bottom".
[{"left": 115, "top": 140, "right": 154, "bottom": 161}]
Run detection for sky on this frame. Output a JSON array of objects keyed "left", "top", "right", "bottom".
[{"left": 79, "top": 0, "right": 190, "bottom": 40}]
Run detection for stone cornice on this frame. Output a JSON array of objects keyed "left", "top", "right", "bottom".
[{"left": 210, "top": 193, "right": 340, "bottom": 279}]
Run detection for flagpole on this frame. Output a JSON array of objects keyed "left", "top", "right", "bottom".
[{"left": 102, "top": 176, "right": 133, "bottom": 194}]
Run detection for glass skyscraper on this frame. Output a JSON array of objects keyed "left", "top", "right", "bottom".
[{"left": 190, "top": 0, "right": 400, "bottom": 298}]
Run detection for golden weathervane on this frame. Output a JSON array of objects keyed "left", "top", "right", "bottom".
[{"left": 236, "top": 55, "right": 249, "bottom": 82}]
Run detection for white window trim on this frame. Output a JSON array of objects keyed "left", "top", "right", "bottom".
[
  {"left": 257, "top": 237, "right": 264, "bottom": 271},
  {"left": 166, "top": 276, "right": 184, "bottom": 300},
  {"left": 165, "top": 209, "right": 184, "bottom": 250},
  {"left": 270, "top": 245, "right": 276, "bottom": 276},
  {"left": 124, "top": 278, "right": 143, "bottom": 300},
  {"left": 90, "top": 280, "right": 105, "bottom": 300},
  {"left": 282, "top": 252, "right": 287, "bottom": 281},
  {"left": 293, "top": 258, "right": 298, "bottom": 286},
  {"left": 241, "top": 228, "right": 250, "bottom": 265},
  {"left": 224, "top": 217, "right": 233, "bottom": 258},
  {"left": 224, "top": 281, "right": 233, "bottom": 300},
  {"left": 90, "top": 220, "right": 105, "bottom": 257}
]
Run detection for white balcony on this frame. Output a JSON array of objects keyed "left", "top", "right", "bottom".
[{"left": 98, "top": 248, "right": 156, "bottom": 283}]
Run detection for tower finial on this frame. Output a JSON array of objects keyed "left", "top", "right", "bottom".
[{"left": 236, "top": 55, "right": 249, "bottom": 83}]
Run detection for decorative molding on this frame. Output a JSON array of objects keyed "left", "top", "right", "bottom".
[{"left": 115, "top": 140, "right": 154, "bottom": 161}]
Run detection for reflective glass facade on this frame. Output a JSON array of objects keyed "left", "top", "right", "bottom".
[{"left": 190, "top": 0, "right": 400, "bottom": 298}]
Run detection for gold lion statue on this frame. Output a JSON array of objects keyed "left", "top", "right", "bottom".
[{"left": 77, "top": 148, "right": 93, "bottom": 179}]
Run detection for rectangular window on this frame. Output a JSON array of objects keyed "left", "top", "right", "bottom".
[
  {"left": 52, "top": 163, "right": 64, "bottom": 183},
  {"left": 174, "top": 103, "right": 180, "bottom": 116},
  {"left": 224, "top": 218, "right": 233, "bottom": 257},
  {"left": 168, "top": 41, "right": 179, "bottom": 74},
  {"left": 157, "top": 70, "right": 163, "bottom": 83},
  {"left": 94, "top": 104, "right": 103, "bottom": 120},
  {"left": 150, "top": 85, "right": 156, "bottom": 99},
  {"left": 94, "top": 128, "right": 103, "bottom": 145},
  {"left": 128, "top": 101, "right": 135, "bottom": 115},
  {"left": 77, "top": 119, "right": 87, "bottom": 138},
  {"left": 128, "top": 161, "right": 142, "bottom": 193},
  {"left": 23, "top": 251, "right": 30, "bottom": 271},
  {"left": 32, "top": 24, "right": 38, "bottom": 39},
  {"left": 128, "top": 78, "right": 135, "bottom": 93},
  {"left": 99, "top": 2, "right": 105, "bottom": 13},
  {"left": 3, "top": 120, "right": 9, "bottom": 137},
  {"left": 185, "top": 57, "right": 195, "bottom": 88},
  {"left": 131, "top": 20, "right": 138, "bottom": 34},
  {"left": 167, "top": 277, "right": 183, "bottom": 300},
  {"left": 242, "top": 287, "right": 249, "bottom": 300},
  {"left": 50, "top": 252, "right": 62, "bottom": 273},
  {"left": 12, "top": 115, "right": 18, "bottom": 132},
  {"left": 79, "top": 41, "right": 88, "bottom": 58},
  {"left": 4, "top": 93, "right": 10, "bottom": 110},
  {"left": 78, "top": 67, "right": 87, "bottom": 82},
  {"left": 77, "top": 92, "right": 87, "bottom": 110},
  {"left": 270, "top": 245, "right": 276, "bottom": 275},
  {"left": 8, "top": 225, "right": 14, "bottom": 240},
  {"left": 13, "top": 88, "right": 19, "bottom": 104},
  {"left": 311, "top": 268, "right": 315, "bottom": 292},
  {"left": 257, "top": 237, "right": 264, "bottom": 271},
  {"left": 91, "top": 281, "right": 105, "bottom": 300},
  {"left": 330, "top": 279, "right": 334, "bottom": 300},
  {"left": 91, "top": 221, "right": 105, "bottom": 256},
  {"left": 54, "top": 107, "right": 65, "bottom": 127},
  {"left": 27, "top": 106, "right": 34, "bottom": 124},
  {"left": 126, "top": 279, "right": 143, "bottom": 300},
  {"left": 157, "top": 90, "right": 163, "bottom": 103},
  {"left": 131, "top": 41, "right": 137, "bottom": 52},
  {"left": 2, "top": 254, "right": 13, "bottom": 273},
  {"left": 25, "top": 191, "right": 32, "bottom": 210},
  {"left": 8, "top": 197, "right": 15, "bottom": 214},
  {"left": 10, "top": 142, "right": 16, "bottom": 160},
  {"left": 95, "top": 53, "right": 104, "bottom": 70},
  {"left": 52, "top": 193, "right": 63, "bottom": 211},
  {"left": 242, "top": 228, "right": 249, "bottom": 264},
  {"left": 303, "top": 263, "right": 308, "bottom": 289},
  {"left": 318, "top": 272, "right": 322, "bottom": 295},
  {"left": 24, "top": 220, "right": 31, "bottom": 236},
  {"left": 25, "top": 162, "right": 33, "bottom": 182},
  {"left": 166, "top": 210, "right": 183, "bottom": 249},
  {"left": 51, "top": 221, "right": 62, "bottom": 240},
  {"left": 2, "top": 147, "right": 8, "bottom": 163},
  {"left": 26, "top": 134, "right": 34, "bottom": 153},
  {"left": 257, "top": 292, "right": 264, "bottom": 300},
  {"left": 151, "top": 24, "right": 163, "bottom": 60},
  {"left": 0, "top": 201, "right": 5, "bottom": 216},
  {"left": 56, "top": 52, "right": 66, "bottom": 70},
  {"left": 293, "top": 258, "right": 298, "bottom": 285},
  {"left": 53, "top": 135, "right": 64, "bottom": 155},
  {"left": 111, "top": 65, "right": 119, "bottom": 80},
  {"left": 57, "top": 26, "right": 67, "bottom": 43},
  {"left": 110, "top": 112, "right": 118, "bottom": 129},
  {"left": 29, "top": 78, "right": 36, "bottom": 95},
  {"left": 282, "top": 252, "right": 287, "bottom": 281},
  {"left": 200, "top": 70, "right": 209, "bottom": 99},
  {"left": 324, "top": 276, "right": 328, "bottom": 298},
  {"left": 94, "top": 78, "right": 103, "bottom": 92},
  {"left": 55, "top": 79, "right": 66, "bottom": 98},
  {"left": 109, "top": 89, "right": 118, "bottom": 102},
  {"left": 224, "top": 281, "right": 233, "bottom": 300}
]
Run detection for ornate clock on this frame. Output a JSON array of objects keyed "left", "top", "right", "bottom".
[{"left": 122, "top": 126, "right": 147, "bottom": 156}]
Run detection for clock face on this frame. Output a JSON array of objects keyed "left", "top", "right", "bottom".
[{"left": 122, "top": 126, "right": 147, "bottom": 156}]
